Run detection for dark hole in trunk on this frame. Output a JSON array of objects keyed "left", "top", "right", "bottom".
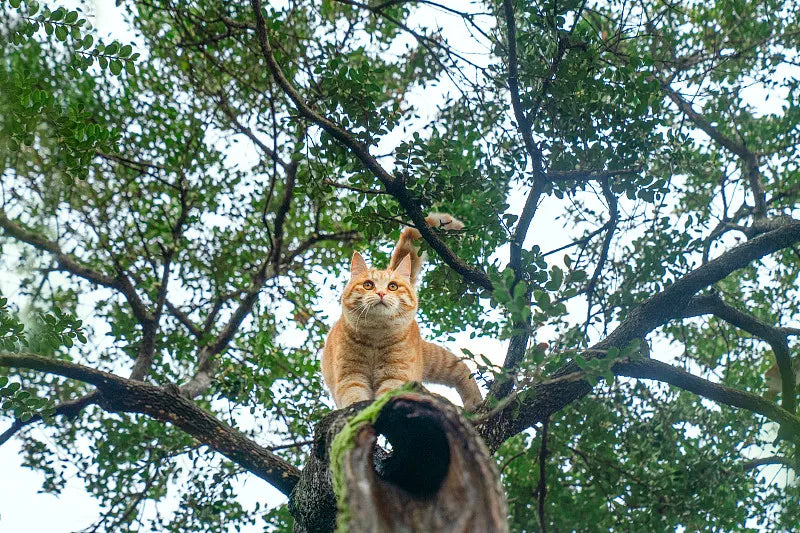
[{"left": 372, "top": 399, "right": 451, "bottom": 498}]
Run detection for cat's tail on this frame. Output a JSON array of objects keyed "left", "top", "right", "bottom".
[
  {"left": 422, "top": 341, "right": 483, "bottom": 410},
  {"left": 765, "top": 360, "right": 800, "bottom": 394},
  {"left": 389, "top": 212, "right": 464, "bottom": 286}
]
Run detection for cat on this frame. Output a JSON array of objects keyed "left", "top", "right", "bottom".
[
  {"left": 321, "top": 213, "right": 483, "bottom": 410},
  {"left": 765, "top": 360, "right": 800, "bottom": 397}
]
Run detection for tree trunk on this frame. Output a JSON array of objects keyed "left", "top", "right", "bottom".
[{"left": 289, "top": 385, "right": 508, "bottom": 532}]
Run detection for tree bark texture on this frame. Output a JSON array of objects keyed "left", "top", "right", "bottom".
[{"left": 289, "top": 386, "right": 508, "bottom": 532}]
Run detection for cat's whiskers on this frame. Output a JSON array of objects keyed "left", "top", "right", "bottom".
[{"left": 353, "top": 300, "right": 373, "bottom": 328}]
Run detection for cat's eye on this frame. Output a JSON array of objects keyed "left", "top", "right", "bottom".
[
  {"left": 388, "top": 282, "right": 398, "bottom": 291},
  {"left": 362, "top": 281, "right": 374, "bottom": 290}
]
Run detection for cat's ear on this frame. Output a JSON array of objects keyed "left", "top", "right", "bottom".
[
  {"left": 394, "top": 253, "right": 412, "bottom": 280},
  {"left": 350, "top": 252, "right": 369, "bottom": 278}
]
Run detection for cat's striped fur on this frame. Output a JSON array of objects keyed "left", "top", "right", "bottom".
[{"left": 321, "top": 213, "right": 482, "bottom": 409}]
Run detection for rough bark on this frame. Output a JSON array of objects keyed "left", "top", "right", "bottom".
[
  {"left": 479, "top": 218, "right": 800, "bottom": 451},
  {"left": 0, "top": 351, "right": 300, "bottom": 495},
  {"left": 290, "top": 387, "right": 508, "bottom": 533}
]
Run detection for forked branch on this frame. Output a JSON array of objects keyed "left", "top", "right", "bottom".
[
  {"left": 683, "top": 292, "right": 796, "bottom": 413},
  {"left": 480, "top": 218, "right": 800, "bottom": 450}
]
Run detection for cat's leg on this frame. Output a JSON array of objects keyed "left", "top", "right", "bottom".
[
  {"left": 422, "top": 342, "right": 483, "bottom": 410},
  {"left": 373, "top": 354, "right": 417, "bottom": 399},
  {"left": 335, "top": 373, "right": 373, "bottom": 407}
]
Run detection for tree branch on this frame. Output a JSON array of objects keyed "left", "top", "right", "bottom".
[
  {"left": 742, "top": 455, "right": 795, "bottom": 472},
  {"left": 545, "top": 167, "right": 641, "bottom": 182},
  {"left": 683, "top": 292, "right": 796, "bottom": 413},
  {"left": 495, "top": 0, "right": 592, "bottom": 397},
  {"left": 0, "top": 209, "right": 152, "bottom": 325},
  {"left": 537, "top": 417, "right": 549, "bottom": 533},
  {"left": 584, "top": 178, "right": 619, "bottom": 334},
  {"left": 501, "top": 0, "right": 543, "bottom": 169},
  {"left": 480, "top": 218, "right": 800, "bottom": 450},
  {"left": 661, "top": 83, "right": 767, "bottom": 218},
  {"left": 247, "top": 0, "right": 492, "bottom": 289},
  {"left": 165, "top": 300, "right": 204, "bottom": 337},
  {"left": 179, "top": 257, "right": 279, "bottom": 397},
  {"left": 215, "top": 91, "right": 291, "bottom": 171},
  {"left": 284, "top": 230, "right": 361, "bottom": 262},
  {"left": 0, "top": 209, "right": 115, "bottom": 288},
  {"left": 614, "top": 358, "right": 800, "bottom": 436},
  {"left": 248, "top": 0, "right": 395, "bottom": 189},
  {"left": 0, "top": 390, "right": 99, "bottom": 446},
  {"left": 0, "top": 351, "right": 300, "bottom": 496}
]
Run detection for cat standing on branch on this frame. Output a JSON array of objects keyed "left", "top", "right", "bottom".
[{"left": 321, "top": 213, "right": 483, "bottom": 409}]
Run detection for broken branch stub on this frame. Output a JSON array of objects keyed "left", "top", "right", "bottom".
[{"left": 290, "top": 385, "right": 508, "bottom": 532}]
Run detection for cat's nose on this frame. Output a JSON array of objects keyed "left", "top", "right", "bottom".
[{"left": 377, "top": 291, "right": 386, "bottom": 299}]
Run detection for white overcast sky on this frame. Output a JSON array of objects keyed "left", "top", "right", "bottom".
[
  {"left": 0, "top": 1, "right": 521, "bottom": 531},
  {"left": 1, "top": 0, "right": 795, "bottom": 531}
]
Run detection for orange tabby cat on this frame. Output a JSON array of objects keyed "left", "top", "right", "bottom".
[{"left": 321, "top": 213, "right": 483, "bottom": 409}]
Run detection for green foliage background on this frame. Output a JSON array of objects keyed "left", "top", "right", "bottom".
[{"left": 1, "top": 0, "right": 799, "bottom": 531}]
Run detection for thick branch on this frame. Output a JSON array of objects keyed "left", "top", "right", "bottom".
[
  {"left": 480, "top": 218, "right": 800, "bottom": 450},
  {"left": 598, "top": 218, "right": 800, "bottom": 349},
  {"left": 0, "top": 351, "right": 300, "bottom": 495},
  {"left": 614, "top": 358, "right": 800, "bottom": 435},
  {"left": 480, "top": 354, "right": 800, "bottom": 453}
]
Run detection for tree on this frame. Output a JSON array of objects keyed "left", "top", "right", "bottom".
[{"left": 1, "top": 0, "right": 799, "bottom": 530}]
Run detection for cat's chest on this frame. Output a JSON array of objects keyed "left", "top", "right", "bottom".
[
  {"left": 345, "top": 332, "right": 410, "bottom": 357},
  {"left": 339, "top": 322, "right": 417, "bottom": 360}
]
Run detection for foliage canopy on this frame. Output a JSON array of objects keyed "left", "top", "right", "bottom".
[{"left": 1, "top": 0, "right": 799, "bottom": 531}]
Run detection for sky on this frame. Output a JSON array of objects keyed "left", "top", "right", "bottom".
[
  {"left": 0, "top": 1, "right": 523, "bottom": 531},
  {"left": 1, "top": 0, "right": 796, "bottom": 531}
]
